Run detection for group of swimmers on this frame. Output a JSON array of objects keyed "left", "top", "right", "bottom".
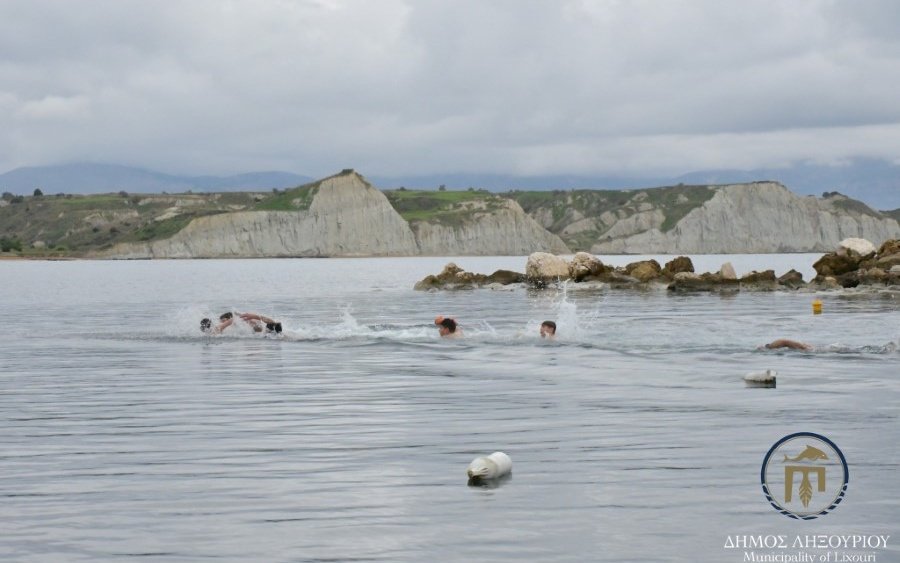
[
  {"left": 433, "top": 315, "right": 558, "bottom": 339},
  {"left": 201, "top": 312, "right": 830, "bottom": 351},
  {"left": 201, "top": 312, "right": 557, "bottom": 339}
]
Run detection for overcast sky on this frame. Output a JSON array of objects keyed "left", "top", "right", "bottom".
[{"left": 2, "top": 0, "right": 900, "bottom": 178}]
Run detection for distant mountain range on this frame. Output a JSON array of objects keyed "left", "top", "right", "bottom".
[
  {"left": 1, "top": 159, "right": 898, "bottom": 210},
  {"left": 0, "top": 163, "right": 313, "bottom": 195}
]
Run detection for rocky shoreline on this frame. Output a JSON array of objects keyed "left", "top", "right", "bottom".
[{"left": 414, "top": 238, "right": 900, "bottom": 292}]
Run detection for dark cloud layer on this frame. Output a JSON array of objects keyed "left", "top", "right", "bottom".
[{"left": 1, "top": 0, "right": 899, "bottom": 177}]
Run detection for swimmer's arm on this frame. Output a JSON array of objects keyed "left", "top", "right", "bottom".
[
  {"left": 240, "top": 312, "right": 277, "bottom": 324},
  {"left": 765, "top": 339, "right": 813, "bottom": 350},
  {"left": 214, "top": 318, "right": 234, "bottom": 333}
]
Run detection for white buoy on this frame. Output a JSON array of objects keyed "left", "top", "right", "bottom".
[
  {"left": 466, "top": 451, "right": 512, "bottom": 480},
  {"left": 744, "top": 369, "right": 777, "bottom": 388}
]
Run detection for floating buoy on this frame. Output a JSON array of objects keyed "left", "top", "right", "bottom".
[
  {"left": 744, "top": 369, "right": 777, "bottom": 388},
  {"left": 467, "top": 451, "right": 512, "bottom": 480},
  {"left": 812, "top": 299, "right": 823, "bottom": 315}
]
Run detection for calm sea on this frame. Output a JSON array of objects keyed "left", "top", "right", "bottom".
[{"left": 1, "top": 255, "right": 897, "bottom": 562}]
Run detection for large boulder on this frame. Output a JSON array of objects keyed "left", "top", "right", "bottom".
[
  {"left": 877, "top": 239, "right": 900, "bottom": 258},
  {"left": 813, "top": 252, "right": 862, "bottom": 277},
  {"left": 624, "top": 259, "right": 662, "bottom": 282},
  {"left": 568, "top": 252, "right": 607, "bottom": 281},
  {"left": 485, "top": 269, "right": 525, "bottom": 285},
  {"left": 740, "top": 270, "right": 777, "bottom": 291},
  {"left": 777, "top": 269, "right": 805, "bottom": 289},
  {"left": 662, "top": 256, "right": 694, "bottom": 278},
  {"left": 414, "top": 262, "right": 488, "bottom": 290},
  {"left": 874, "top": 239, "right": 900, "bottom": 270},
  {"left": 526, "top": 252, "right": 570, "bottom": 286},
  {"left": 838, "top": 238, "right": 876, "bottom": 258},
  {"left": 719, "top": 262, "right": 737, "bottom": 280}
]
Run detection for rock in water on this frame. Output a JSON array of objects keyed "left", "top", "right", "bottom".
[
  {"left": 467, "top": 451, "right": 512, "bottom": 480},
  {"left": 777, "top": 269, "right": 805, "bottom": 289},
  {"left": 568, "top": 252, "right": 606, "bottom": 281},
  {"left": 744, "top": 369, "right": 777, "bottom": 388},
  {"left": 525, "top": 252, "right": 570, "bottom": 286},
  {"left": 813, "top": 252, "right": 861, "bottom": 277},
  {"left": 662, "top": 256, "right": 694, "bottom": 277},
  {"left": 624, "top": 259, "right": 661, "bottom": 282},
  {"left": 719, "top": 262, "right": 737, "bottom": 280},
  {"left": 838, "top": 237, "right": 876, "bottom": 258}
]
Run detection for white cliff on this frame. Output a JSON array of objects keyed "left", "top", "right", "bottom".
[
  {"left": 411, "top": 199, "right": 570, "bottom": 255},
  {"left": 102, "top": 172, "right": 570, "bottom": 258},
  {"left": 590, "top": 182, "right": 900, "bottom": 254},
  {"left": 104, "top": 172, "right": 419, "bottom": 258}
]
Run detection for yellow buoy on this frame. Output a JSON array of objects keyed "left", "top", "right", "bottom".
[{"left": 812, "top": 299, "right": 823, "bottom": 315}]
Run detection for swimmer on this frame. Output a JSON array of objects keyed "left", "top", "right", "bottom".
[
  {"left": 760, "top": 339, "right": 813, "bottom": 351},
  {"left": 434, "top": 315, "right": 463, "bottom": 338},
  {"left": 201, "top": 311, "right": 282, "bottom": 335},
  {"left": 540, "top": 320, "right": 557, "bottom": 339}
]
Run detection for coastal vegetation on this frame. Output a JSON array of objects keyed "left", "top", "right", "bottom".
[
  {"left": 0, "top": 189, "right": 269, "bottom": 256},
  {"left": 0, "top": 170, "right": 897, "bottom": 257},
  {"left": 383, "top": 188, "right": 503, "bottom": 225}
]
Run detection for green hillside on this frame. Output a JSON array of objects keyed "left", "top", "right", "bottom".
[
  {"left": 0, "top": 189, "right": 274, "bottom": 256},
  {"left": 508, "top": 184, "right": 716, "bottom": 251},
  {"left": 383, "top": 188, "right": 504, "bottom": 226}
]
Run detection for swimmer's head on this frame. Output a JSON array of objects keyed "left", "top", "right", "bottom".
[
  {"left": 540, "top": 320, "right": 556, "bottom": 338},
  {"left": 219, "top": 312, "right": 233, "bottom": 321},
  {"left": 266, "top": 322, "right": 283, "bottom": 334},
  {"left": 200, "top": 318, "right": 212, "bottom": 332},
  {"left": 438, "top": 317, "right": 457, "bottom": 336}
]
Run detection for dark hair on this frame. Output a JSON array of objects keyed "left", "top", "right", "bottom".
[
  {"left": 266, "top": 322, "right": 283, "bottom": 334},
  {"left": 440, "top": 318, "right": 457, "bottom": 333},
  {"left": 219, "top": 312, "right": 233, "bottom": 321},
  {"left": 200, "top": 318, "right": 212, "bottom": 332},
  {"left": 541, "top": 320, "right": 556, "bottom": 333}
]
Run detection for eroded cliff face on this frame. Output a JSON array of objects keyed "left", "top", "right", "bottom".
[
  {"left": 104, "top": 172, "right": 419, "bottom": 258},
  {"left": 102, "top": 172, "right": 569, "bottom": 258},
  {"left": 411, "top": 199, "right": 570, "bottom": 255},
  {"left": 589, "top": 182, "right": 900, "bottom": 254}
]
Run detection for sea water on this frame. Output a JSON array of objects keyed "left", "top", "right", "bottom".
[{"left": 0, "top": 256, "right": 897, "bottom": 562}]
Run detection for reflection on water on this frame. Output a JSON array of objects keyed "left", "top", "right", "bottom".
[{"left": 0, "top": 257, "right": 897, "bottom": 562}]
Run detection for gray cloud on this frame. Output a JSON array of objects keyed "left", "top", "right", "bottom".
[{"left": 1, "top": 0, "right": 899, "bottom": 177}]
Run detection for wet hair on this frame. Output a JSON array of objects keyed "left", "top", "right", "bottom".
[
  {"left": 200, "top": 318, "right": 212, "bottom": 332},
  {"left": 219, "top": 312, "right": 233, "bottom": 321},
  {"left": 440, "top": 317, "right": 457, "bottom": 333},
  {"left": 266, "top": 322, "right": 283, "bottom": 334},
  {"left": 541, "top": 320, "right": 557, "bottom": 334}
]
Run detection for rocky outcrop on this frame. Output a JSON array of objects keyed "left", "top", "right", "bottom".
[
  {"left": 414, "top": 262, "right": 525, "bottom": 290},
  {"left": 588, "top": 183, "right": 900, "bottom": 254},
  {"left": 812, "top": 238, "right": 900, "bottom": 288},
  {"left": 416, "top": 243, "right": 900, "bottom": 292},
  {"left": 668, "top": 272, "right": 740, "bottom": 293},
  {"left": 410, "top": 199, "right": 569, "bottom": 256}
]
